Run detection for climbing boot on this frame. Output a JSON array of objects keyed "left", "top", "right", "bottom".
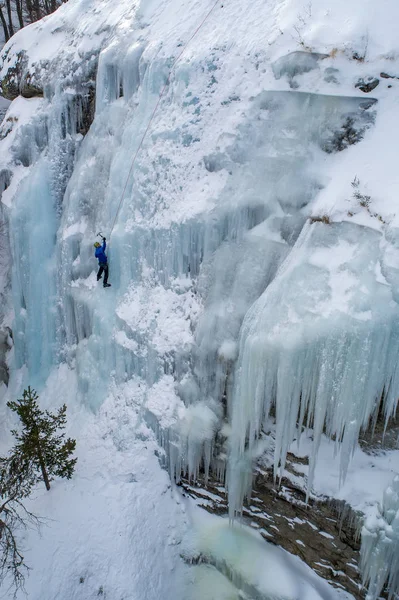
[{"left": 103, "top": 283, "right": 111, "bottom": 288}]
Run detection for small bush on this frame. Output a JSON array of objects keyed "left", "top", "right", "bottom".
[
  {"left": 352, "top": 176, "right": 371, "bottom": 207},
  {"left": 348, "top": 177, "right": 386, "bottom": 224},
  {"left": 309, "top": 215, "right": 331, "bottom": 224}
]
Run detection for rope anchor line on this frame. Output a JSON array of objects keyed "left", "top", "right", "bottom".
[{"left": 108, "top": 0, "right": 222, "bottom": 239}]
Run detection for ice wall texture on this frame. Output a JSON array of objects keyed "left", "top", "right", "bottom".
[
  {"left": 1, "top": 0, "right": 399, "bottom": 596},
  {"left": 9, "top": 94, "right": 83, "bottom": 382}
]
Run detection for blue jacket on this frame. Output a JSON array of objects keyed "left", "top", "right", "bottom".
[{"left": 95, "top": 240, "right": 107, "bottom": 265}]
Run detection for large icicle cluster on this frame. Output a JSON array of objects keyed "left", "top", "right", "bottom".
[
  {"left": 228, "top": 220, "right": 399, "bottom": 515},
  {"left": 361, "top": 476, "right": 399, "bottom": 599}
]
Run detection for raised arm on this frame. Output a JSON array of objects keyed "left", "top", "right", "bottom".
[{"left": 102, "top": 238, "right": 106, "bottom": 251}]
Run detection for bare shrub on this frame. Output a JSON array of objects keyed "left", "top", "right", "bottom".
[
  {"left": 0, "top": 457, "right": 40, "bottom": 595},
  {"left": 309, "top": 215, "right": 331, "bottom": 224}
]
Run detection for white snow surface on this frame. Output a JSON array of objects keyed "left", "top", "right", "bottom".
[
  {"left": 0, "top": 365, "right": 188, "bottom": 600},
  {"left": 1, "top": 0, "right": 399, "bottom": 598},
  {"left": 116, "top": 278, "right": 201, "bottom": 356}
]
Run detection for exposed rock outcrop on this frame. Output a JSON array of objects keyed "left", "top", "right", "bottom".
[
  {"left": 0, "top": 327, "right": 12, "bottom": 386},
  {"left": 0, "top": 49, "right": 44, "bottom": 100},
  {"left": 355, "top": 77, "right": 380, "bottom": 93}
]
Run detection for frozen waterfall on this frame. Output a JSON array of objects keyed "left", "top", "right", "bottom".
[
  {"left": 1, "top": 0, "right": 399, "bottom": 597},
  {"left": 4, "top": 30, "right": 393, "bottom": 503},
  {"left": 9, "top": 93, "right": 86, "bottom": 384}
]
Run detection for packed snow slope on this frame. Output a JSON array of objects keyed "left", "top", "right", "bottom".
[{"left": 1, "top": 0, "right": 399, "bottom": 598}]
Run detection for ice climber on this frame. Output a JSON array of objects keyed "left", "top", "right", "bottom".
[{"left": 94, "top": 237, "right": 111, "bottom": 288}]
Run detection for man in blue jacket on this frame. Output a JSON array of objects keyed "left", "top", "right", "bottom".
[{"left": 94, "top": 237, "right": 111, "bottom": 288}]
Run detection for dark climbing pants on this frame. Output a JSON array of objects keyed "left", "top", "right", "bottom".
[{"left": 97, "top": 263, "right": 109, "bottom": 286}]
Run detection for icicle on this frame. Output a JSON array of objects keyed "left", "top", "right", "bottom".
[
  {"left": 228, "top": 221, "right": 399, "bottom": 517},
  {"left": 361, "top": 476, "right": 399, "bottom": 599},
  {"left": 9, "top": 91, "right": 83, "bottom": 384}
]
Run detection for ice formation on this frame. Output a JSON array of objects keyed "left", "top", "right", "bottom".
[
  {"left": 0, "top": 0, "right": 399, "bottom": 597},
  {"left": 228, "top": 221, "right": 399, "bottom": 514},
  {"left": 9, "top": 94, "right": 83, "bottom": 382},
  {"left": 361, "top": 476, "right": 399, "bottom": 600},
  {"left": 185, "top": 508, "right": 338, "bottom": 600}
]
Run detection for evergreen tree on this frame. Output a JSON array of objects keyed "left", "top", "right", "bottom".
[{"left": 7, "top": 387, "right": 77, "bottom": 491}]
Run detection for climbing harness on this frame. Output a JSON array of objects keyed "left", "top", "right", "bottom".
[{"left": 108, "top": 0, "right": 222, "bottom": 239}]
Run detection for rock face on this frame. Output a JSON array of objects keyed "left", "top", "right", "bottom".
[
  {"left": 380, "top": 72, "right": 399, "bottom": 79},
  {"left": 0, "top": 327, "right": 12, "bottom": 385},
  {"left": 0, "top": 49, "right": 43, "bottom": 100},
  {"left": 0, "top": 49, "right": 26, "bottom": 99},
  {"left": 355, "top": 77, "right": 380, "bottom": 93}
]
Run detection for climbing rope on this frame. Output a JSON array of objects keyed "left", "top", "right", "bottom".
[{"left": 109, "top": 0, "right": 222, "bottom": 239}]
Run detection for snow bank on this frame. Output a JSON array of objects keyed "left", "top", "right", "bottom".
[{"left": 0, "top": 365, "right": 189, "bottom": 600}]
